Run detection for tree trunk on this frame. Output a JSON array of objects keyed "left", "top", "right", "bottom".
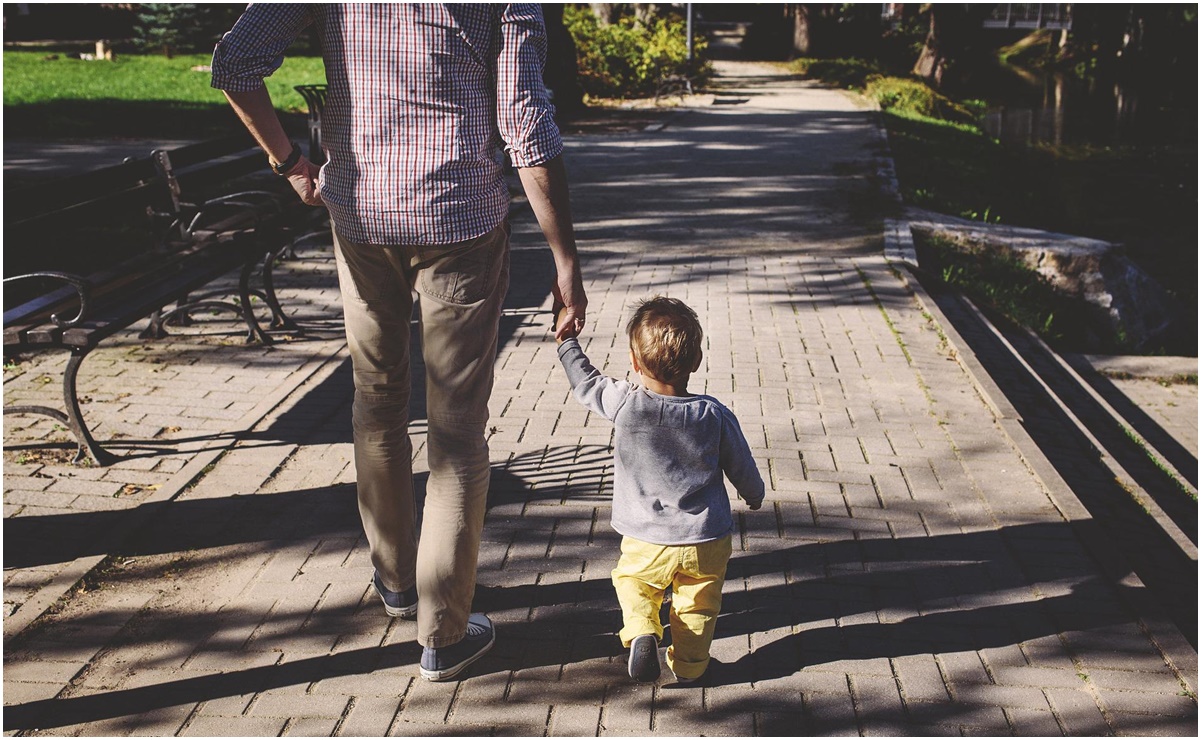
[
  {"left": 912, "top": 5, "right": 945, "bottom": 87},
  {"left": 911, "top": 4, "right": 988, "bottom": 90},
  {"left": 791, "top": 4, "right": 813, "bottom": 56},
  {"left": 589, "top": 3, "right": 618, "bottom": 26},
  {"left": 542, "top": 3, "right": 585, "bottom": 116},
  {"left": 633, "top": 4, "right": 659, "bottom": 26}
]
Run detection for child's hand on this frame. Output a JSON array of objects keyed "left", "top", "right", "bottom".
[{"left": 553, "top": 305, "right": 581, "bottom": 344}]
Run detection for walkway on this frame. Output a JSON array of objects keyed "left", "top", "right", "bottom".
[{"left": 3, "top": 61, "right": 1196, "bottom": 736}]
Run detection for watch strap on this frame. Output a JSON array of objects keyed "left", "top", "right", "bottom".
[{"left": 271, "top": 143, "right": 302, "bottom": 175}]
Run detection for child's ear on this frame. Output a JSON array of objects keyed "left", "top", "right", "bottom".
[
  {"left": 691, "top": 349, "right": 703, "bottom": 373},
  {"left": 629, "top": 349, "right": 641, "bottom": 374}
]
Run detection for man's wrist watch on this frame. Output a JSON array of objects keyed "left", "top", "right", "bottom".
[{"left": 271, "top": 143, "right": 302, "bottom": 175}]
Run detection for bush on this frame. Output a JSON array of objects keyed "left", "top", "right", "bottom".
[
  {"left": 791, "top": 57, "right": 884, "bottom": 89},
  {"left": 863, "top": 75, "right": 976, "bottom": 126},
  {"left": 564, "top": 5, "right": 709, "bottom": 98}
]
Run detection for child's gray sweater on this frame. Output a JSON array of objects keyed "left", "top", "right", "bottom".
[{"left": 558, "top": 338, "right": 765, "bottom": 546}]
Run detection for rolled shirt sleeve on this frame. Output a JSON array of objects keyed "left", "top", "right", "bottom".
[
  {"left": 211, "top": 4, "right": 312, "bottom": 93},
  {"left": 495, "top": 4, "right": 564, "bottom": 168}
]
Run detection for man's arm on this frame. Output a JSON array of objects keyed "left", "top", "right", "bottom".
[
  {"left": 223, "top": 86, "right": 322, "bottom": 206},
  {"left": 496, "top": 5, "right": 586, "bottom": 341},
  {"left": 517, "top": 157, "right": 586, "bottom": 341},
  {"left": 211, "top": 4, "right": 320, "bottom": 206}
]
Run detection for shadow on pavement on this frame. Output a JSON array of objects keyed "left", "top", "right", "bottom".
[{"left": 4, "top": 514, "right": 1140, "bottom": 732}]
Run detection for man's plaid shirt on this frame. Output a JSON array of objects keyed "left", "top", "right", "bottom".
[{"left": 212, "top": 3, "right": 563, "bottom": 246}]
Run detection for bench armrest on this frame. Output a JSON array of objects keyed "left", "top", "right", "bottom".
[
  {"left": 186, "top": 191, "right": 283, "bottom": 235},
  {"left": 3, "top": 271, "right": 92, "bottom": 327}
]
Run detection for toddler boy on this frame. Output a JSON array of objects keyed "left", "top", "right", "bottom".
[{"left": 556, "top": 297, "right": 765, "bottom": 683}]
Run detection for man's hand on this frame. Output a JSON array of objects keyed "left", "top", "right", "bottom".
[{"left": 283, "top": 156, "right": 323, "bottom": 206}]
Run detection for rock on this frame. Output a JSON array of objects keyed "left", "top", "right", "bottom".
[{"left": 905, "top": 208, "right": 1177, "bottom": 351}]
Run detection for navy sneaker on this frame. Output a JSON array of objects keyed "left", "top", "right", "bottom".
[
  {"left": 627, "top": 634, "right": 661, "bottom": 682},
  {"left": 373, "top": 571, "right": 417, "bottom": 619},
  {"left": 420, "top": 613, "right": 496, "bottom": 681}
]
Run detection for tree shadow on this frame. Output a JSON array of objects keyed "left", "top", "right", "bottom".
[
  {"left": 914, "top": 274, "right": 1198, "bottom": 648},
  {"left": 3, "top": 513, "right": 1153, "bottom": 732}
]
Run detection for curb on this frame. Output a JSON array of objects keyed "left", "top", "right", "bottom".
[
  {"left": 873, "top": 114, "right": 1197, "bottom": 691},
  {"left": 889, "top": 262, "right": 1198, "bottom": 692}
]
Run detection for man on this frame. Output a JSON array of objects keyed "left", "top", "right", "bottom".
[{"left": 211, "top": 4, "right": 586, "bottom": 682}]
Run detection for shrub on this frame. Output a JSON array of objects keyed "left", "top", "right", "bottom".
[
  {"left": 564, "top": 5, "right": 710, "bottom": 98},
  {"left": 791, "top": 57, "right": 884, "bottom": 89},
  {"left": 863, "top": 75, "right": 976, "bottom": 126}
]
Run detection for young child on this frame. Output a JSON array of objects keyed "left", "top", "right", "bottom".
[{"left": 555, "top": 296, "right": 765, "bottom": 684}]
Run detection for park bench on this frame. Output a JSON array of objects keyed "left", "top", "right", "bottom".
[{"left": 3, "top": 133, "right": 325, "bottom": 466}]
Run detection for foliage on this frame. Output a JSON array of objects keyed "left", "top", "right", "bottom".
[
  {"left": 133, "top": 4, "right": 244, "bottom": 57},
  {"left": 563, "top": 5, "right": 709, "bottom": 99},
  {"left": 3, "top": 51, "right": 327, "bottom": 137},
  {"left": 789, "top": 57, "right": 883, "bottom": 89},
  {"left": 863, "top": 75, "right": 977, "bottom": 126}
]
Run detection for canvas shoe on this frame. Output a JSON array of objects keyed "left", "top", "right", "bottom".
[
  {"left": 373, "top": 571, "right": 418, "bottom": 619},
  {"left": 627, "top": 634, "right": 661, "bottom": 682},
  {"left": 419, "top": 613, "right": 496, "bottom": 681}
]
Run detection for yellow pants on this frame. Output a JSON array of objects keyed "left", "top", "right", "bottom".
[{"left": 611, "top": 534, "right": 732, "bottom": 680}]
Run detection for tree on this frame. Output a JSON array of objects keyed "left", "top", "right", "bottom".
[
  {"left": 543, "top": 4, "right": 585, "bottom": 116},
  {"left": 911, "top": 4, "right": 990, "bottom": 90},
  {"left": 134, "top": 4, "right": 243, "bottom": 58}
]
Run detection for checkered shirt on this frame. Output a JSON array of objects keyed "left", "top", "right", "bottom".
[{"left": 212, "top": 3, "right": 562, "bottom": 246}]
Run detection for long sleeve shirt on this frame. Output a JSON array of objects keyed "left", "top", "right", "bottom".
[
  {"left": 558, "top": 338, "right": 766, "bottom": 546},
  {"left": 211, "top": 3, "right": 563, "bottom": 246}
]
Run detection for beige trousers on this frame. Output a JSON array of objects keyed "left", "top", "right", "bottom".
[{"left": 333, "top": 221, "right": 510, "bottom": 648}]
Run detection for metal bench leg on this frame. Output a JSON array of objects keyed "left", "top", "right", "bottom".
[
  {"left": 239, "top": 260, "right": 271, "bottom": 345},
  {"left": 263, "top": 247, "right": 301, "bottom": 333},
  {"left": 6, "top": 347, "right": 118, "bottom": 467},
  {"left": 140, "top": 308, "right": 170, "bottom": 339},
  {"left": 63, "top": 347, "right": 119, "bottom": 466}
]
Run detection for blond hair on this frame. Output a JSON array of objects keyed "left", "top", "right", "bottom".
[{"left": 626, "top": 297, "right": 703, "bottom": 384}]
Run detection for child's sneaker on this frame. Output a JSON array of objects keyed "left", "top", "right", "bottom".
[
  {"left": 419, "top": 613, "right": 496, "bottom": 681},
  {"left": 373, "top": 571, "right": 418, "bottom": 618},
  {"left": 627, "top": 634, "right": 661, "bottom": 681}
]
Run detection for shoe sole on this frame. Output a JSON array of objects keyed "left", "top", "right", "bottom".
[
  {"left": 419, "top": 630, "right": 496, "bottom": 682},
  {"left": 628, "top": 636, "right": 660, "bottom": 682}
]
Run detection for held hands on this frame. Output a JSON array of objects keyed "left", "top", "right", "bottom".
[
  {"left": 283, "top": 156, "right": 323, "bottom": 206},
  {"left": 552, "top": 260, "right": 587, "bottom": 343},
  {"left": 553, "top": 305, "right": 584, "bottom": 344}
]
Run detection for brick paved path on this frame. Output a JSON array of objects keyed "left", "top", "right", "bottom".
[{"left": 3, "top": 61, "right": 1196, "bottom": 736}]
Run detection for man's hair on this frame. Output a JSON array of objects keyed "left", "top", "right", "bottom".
[{"left": 626, "top": 296, "right": 703, "bottom": 384}]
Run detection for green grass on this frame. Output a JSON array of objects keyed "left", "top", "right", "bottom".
[
  {"left": 915, "top": 233, "right": 1126, "bottom": 353},
  {"left": 3, "top": 51, "right": 326, "bottom": 137}
]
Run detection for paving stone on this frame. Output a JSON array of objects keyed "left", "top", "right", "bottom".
[
  {"left": 336, "top": 695, "right": 404, "bottom": 736},
  {"left": 180, "top": 715, "right": 287, "bottom": 736}
]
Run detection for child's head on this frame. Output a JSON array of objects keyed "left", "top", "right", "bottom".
[{"left": 626, "top": 297, "right": 703, "bottom": 385}]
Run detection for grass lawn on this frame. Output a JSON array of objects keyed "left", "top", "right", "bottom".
[{"left": 3, "top": 51, "right": 327, "bottom": 137}]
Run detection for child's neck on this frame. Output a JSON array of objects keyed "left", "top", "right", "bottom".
[{"left": 643, "top": 375, "right": 691, "bottom": 398}]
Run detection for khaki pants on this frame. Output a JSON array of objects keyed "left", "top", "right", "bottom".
[
  {"left": 611, "top": 534, "right": 733, "bottom": 679},
  {"left": 333, "top": 221, "right": 510, "bottom": 648}
]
